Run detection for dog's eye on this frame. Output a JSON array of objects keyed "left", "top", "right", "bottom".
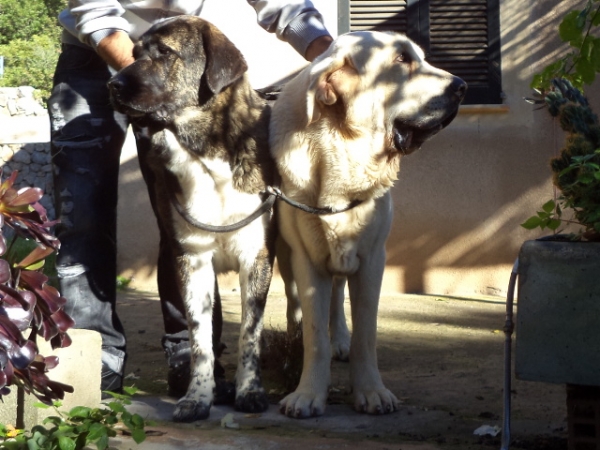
[
  {"left": 395, "top": 52, "right": 412, "bottom": 64},
  {"left": 157, "top": 43, "right": 172, "bottom": 55}
]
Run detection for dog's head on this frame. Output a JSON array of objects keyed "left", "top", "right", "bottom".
[
  {"left": 108, "top": 16, "right": 248, "bottom": 126},
  {"left": 304, "top": 31, "right": 466, "bottom": 155}
]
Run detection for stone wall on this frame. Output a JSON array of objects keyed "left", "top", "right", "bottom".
[{"left": 0, "top": 87, "right": 54, "bottom": 219}]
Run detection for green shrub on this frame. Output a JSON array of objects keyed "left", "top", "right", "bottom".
[
  {"left": 0, "top": 0, "right": 63, "bottom": 45},
  {"left": 0, "top": 387, "right": 149, "bottom": 450},
  {"left": 0, "top": 34, "right": 60, "bottom": 101}
]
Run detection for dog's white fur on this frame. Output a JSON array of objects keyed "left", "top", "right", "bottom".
[{"left": 271, "top": 31, "right": 464, "bottom": 417}]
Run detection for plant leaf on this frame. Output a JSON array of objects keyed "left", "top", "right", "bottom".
[
  {"left": 542, "top": 199, "right": 556, "bottom": 213},
  {"left": 68, "top": 406, "right": 92, "bottom": 419},
  {"left": 16, "top": 245, "right": 53, "bottom": 270},
  {"left": 547, "top": 219, "right": 562, "bottom": 230},
  {"left": 131, "top": 428, "right": 146, "bottom": 444},
  {"left": 576, "top": 56, "right": 596, "bottom": 84},
  {"left": 8, "top": 187, "right": 43, "bottom": 207},
  {"left": 560, "top": 10, "right": 585, "bottom": 42},
  {"left": 521, "top": 216, "right": 542, "bottom": 229},
  {"left": 58, "top": 435, "right": 76, "bottom": 450}
]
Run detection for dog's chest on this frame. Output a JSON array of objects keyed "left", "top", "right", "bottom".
[{"left": 160, "top": 130, "right": 267, "bottom": 266}]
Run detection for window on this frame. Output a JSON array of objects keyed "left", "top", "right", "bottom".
[{"left": 337, "top": 0, "right": 502, "bottom": 105}]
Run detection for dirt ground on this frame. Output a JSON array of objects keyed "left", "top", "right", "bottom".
[{"left": 116, "top": 288, "right": 569, "bottom": 450}]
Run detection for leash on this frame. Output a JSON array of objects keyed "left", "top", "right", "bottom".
[
  {"left": 169, "top": 189, "right": 276, "bottom": 233},
  {"left": 169, "top": 185, "right": 363, "bottom": 233},
  {"left": 263, "top": 186, "right": 363, "bottom": 215}
]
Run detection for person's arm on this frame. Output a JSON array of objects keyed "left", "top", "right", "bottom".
[
  {"left": 61, "top": 1, "right": 133, "bottom": 54},
  {"left": 305, "top": 35, "right": 333, "bottom": 61},
  {"left": 61, "top": 1, "right": 134, "bottom": 69},
  {"left": 96, "top": 30, "right": 135, "bottom": 70},
  {"left": 246, "top": 0, "right": 332, "bottom": 60}
]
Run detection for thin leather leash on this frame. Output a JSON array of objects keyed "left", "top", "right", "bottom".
[
  {"left": 168, "top": 185, "right": 363, "bottom": 233},
  {"left": 263, "top": 186, "right": 363, "bottom": 216},
  {"left": 169, "top": 189, "right": 276, "bottom": 233}
]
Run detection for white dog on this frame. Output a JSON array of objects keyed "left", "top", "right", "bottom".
[{"left": 271, "top": 31, "right": 466, "bottom": 418}]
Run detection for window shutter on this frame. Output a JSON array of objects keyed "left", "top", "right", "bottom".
[
  {"left": 344, "top": 0, "right": 502, "bottom": 105},
  {"left": 349, "top": 1, "right": 408, "bottom": 32}
]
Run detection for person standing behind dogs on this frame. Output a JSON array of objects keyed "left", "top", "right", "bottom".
[{"left": 48, "top": 0, "right": 333, "bottom": 395}]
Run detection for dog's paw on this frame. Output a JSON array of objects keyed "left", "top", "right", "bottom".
[
  {"left": 278, "top": 391, "right": 327, "bottom": 419},
  {"left": 234, "top": 389, "right": 269, "bottom": 413},
  {"left": 172, "top": 398, "right": 212, "bottom": 422},
  {"left": 353, "top": 387, "right": 399, "bottom": 415},
  {"left": 330, "top": 332, "right": 350, "bottom": 362}
]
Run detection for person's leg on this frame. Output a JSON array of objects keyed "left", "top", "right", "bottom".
[{"left": 48, "top": 44, "right": 128, "bottom": 393}]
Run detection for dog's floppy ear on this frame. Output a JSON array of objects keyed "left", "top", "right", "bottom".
[
  {"left": 305, "top": 51, "right": 350, "bottom": 125},
  {"left": 200, "top": 22, "right": 248, "bottom": 94}
]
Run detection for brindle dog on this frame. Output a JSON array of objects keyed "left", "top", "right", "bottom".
[{"left": 109, "top": 16, "right": 276, "bottom": 422}]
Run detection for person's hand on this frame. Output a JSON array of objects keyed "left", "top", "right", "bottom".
[
  {"left": 97, "top": 31, "right": 135, "bottom": 70},
  {"left": 305, "top": 35, "right": 333, "bottom": 61}
]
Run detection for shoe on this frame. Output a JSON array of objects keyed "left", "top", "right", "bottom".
[{"left": 101, "top": 367, "right": 123, "bottom": 399}]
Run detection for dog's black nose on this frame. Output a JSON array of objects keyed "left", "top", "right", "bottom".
[{"left": 451, "top": 76, "right": 467, "bottom": 100}]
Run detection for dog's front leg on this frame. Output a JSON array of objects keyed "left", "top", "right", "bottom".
[
  {"left": 234, "top": 257, "right": 272, "bottom": 413},
  {"left": 279, "top": 249, "right": 332, "bottom": 418},
  {"left": 173, "top": 253, "right": 216, "bottom": 422},
  {"left": 347, "top": 247, "right": 399, "bottom": 415}
]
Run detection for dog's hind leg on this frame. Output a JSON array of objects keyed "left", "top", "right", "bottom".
[
  {"left": 330, "top": 276, "right": 350, "bottom": 361},
  {"left": 277, "top": 237, "right": 302, "bottom": 335},
  {"left": 173, "top": 253, "right": 216, "bottom": 422},
  {"left": 234, "top": 255, "right": 272, "bottom": 413}
]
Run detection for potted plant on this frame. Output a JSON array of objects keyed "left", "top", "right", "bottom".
[{"left": 515, "top": 2, "right": 600, "bottom": 446}]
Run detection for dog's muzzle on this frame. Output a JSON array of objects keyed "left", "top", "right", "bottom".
[{"left": 393, "top": 76, "right": 467, "bottom": 155}]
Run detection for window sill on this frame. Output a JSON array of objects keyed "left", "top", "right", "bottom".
[{"left": 459, "top": 104, "right": 510, "bottom": 114}]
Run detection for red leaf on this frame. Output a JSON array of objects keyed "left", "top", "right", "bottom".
[
  {"left": 0, "top": 332, "right": 37, "bottom": 369},
  {"left": 0, "top": 303, "right": 33, "bottom": 330},
  {"left": 0, "top": 284, "right": 37, "bottom": 311},
  {"left": 50, "top": 309, "right": 75, "bottom": 334},
  {"left": 0, "top": 314, "right": 27, "bottom": 344},
  {"left": 0, "top": 172, "right": 17, "bottom": 196},
  {"left": 44, "top": 355, "right": 59, "bottom": 370},
  {"left": 0, "top": 258, "right": 10, "bottom": 283},
  {"left": 8, "top": 187, "right": 43, "bottom": 207},
  {"left": 51, "top": 331, "right": 72, "bottom": 350},
  {"left": 20, "top": 270, "right": 64, "bottom": 313}
]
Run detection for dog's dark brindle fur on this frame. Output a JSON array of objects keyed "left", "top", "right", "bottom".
[{"left": 109, "top": 16, "right": 276, "bottom": 422}]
